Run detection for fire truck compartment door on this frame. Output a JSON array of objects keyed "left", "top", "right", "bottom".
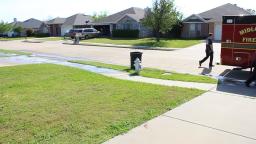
[{"left": 233, "top": 52, "right": 251, "bottom": 67}]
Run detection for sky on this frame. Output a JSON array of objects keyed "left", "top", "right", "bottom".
[{"left": 0, "top": 0, "right": 255, "bottom": 22}]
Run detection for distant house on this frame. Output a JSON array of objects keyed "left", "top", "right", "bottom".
[
  {"left": 8, "top": 18, "right": 48, "bottom": 36},
  {"left": 181, "top": 3, "right": 251, "bottom": 40},
  {"left": 8, "top": 18, "right": 23, "bottom": 37},
  {"left": 92, "top": 7, "right": 152, "bottom": 37},
  {"left": 60, "top": 14, "right": 92, "bottom": 36},
  {"left": 47, "top": 17, "right": 66, "bottom": 36},
  {"left": 21, "top": 18, "right": 49, "bottom": 35}
]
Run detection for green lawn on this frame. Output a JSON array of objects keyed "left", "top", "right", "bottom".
[
  {"left": 81, "top": 38, "right": 201, "bottom": 48},
  {"left": 0, "top": 49, "right": 31, "bottom": 56},
  {"left": 0, "top": 64, "right": 204, "bottom": 143},
  {"left": 0, "top": 37, "right": 64, "bottom": 41},
  {"left": 69, "top": 60, "right": 217, "bottom": 84},
  {"left": 40, "top": 37, "right": 64, "bottom": 41}
]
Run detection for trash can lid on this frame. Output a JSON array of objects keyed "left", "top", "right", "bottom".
[{"left": 130, "top": 51, "right": 143, "bottom": 54}]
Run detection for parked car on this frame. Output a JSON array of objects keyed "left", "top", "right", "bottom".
[{"left": 69, "top": 28, "right": 100, "bottom": 39}]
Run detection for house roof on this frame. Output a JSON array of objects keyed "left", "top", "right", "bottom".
[
  {"left": 198, "top": 3, "right": 251, "bottom": 22},
  {"left": 94, "top": 7, "right": 145, "bottom": 24},
  {"left": 21, "top": 18, "right": 44, "bottom": 29},
  {"left": 63, "top": 14, "right": 92, "bottom": 26},
  {"left": 183, "top": 14, "right": 208, "bottom": 23},
  {"left": 47, "top": 17, "right": 66, "bottom": 25},
  {"left": 10, "top": 21, "right": 23, "bottom": 27}
]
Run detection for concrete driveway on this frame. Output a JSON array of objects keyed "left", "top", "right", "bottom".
[{"left": 0, "top": 40, "right": 234, "bottom": 76}]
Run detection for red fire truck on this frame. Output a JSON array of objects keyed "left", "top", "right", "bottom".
[{"left": 221, "top": 15, "right": 256, "bottom": 69}]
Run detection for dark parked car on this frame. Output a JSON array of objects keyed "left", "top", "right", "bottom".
[{"left": 69, "top": 28, "right": 100, "bottom": 39}]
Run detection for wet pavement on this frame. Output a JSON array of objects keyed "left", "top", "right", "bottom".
[
  {"left": 0, "top": 53, "right": 121, "bottom": 74},
  {"left": 0, "top": 52, "right": 255, "bottom": 90},
  {"left": 0, "top": 40, "right": 233, "bottom": 76},
  {"left": 0, "top": 52, "right": 217, "bottom": 90}
]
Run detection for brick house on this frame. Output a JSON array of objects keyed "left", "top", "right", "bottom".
[
  {"left": 47, "top": 14, "right": 92, "bottom": 36},
  {"left": 91, "top": 7, "right": 152, "bottom": 37},
  {"left": 60, "top": 14, "right": 92, "bottom": 36},
  {"left": 10, "top": 18, "right": 49, "bottom": 36},
  {"left": 47, "top": 17, "right": 66, "bottom": 36},
  {"left": 181, "top": 3, "right": 251, "bottom": 40}
]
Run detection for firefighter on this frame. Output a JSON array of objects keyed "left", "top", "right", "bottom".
[
  {"left": 245, "top": 60, "right": 256, "bottom": 87},
  {"left": 199, "top": 33, "right": 214, "bottom": 67}
]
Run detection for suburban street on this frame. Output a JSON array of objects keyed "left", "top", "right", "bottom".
[{"left": 0, "top": 40, "right": 232, "bottom": 76}]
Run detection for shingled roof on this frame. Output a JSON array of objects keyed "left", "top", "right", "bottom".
[
  {"left": 10, "top": 21, "right": 23, "bottom": 27},
  {"left": 63, "top": 14, "right": 92, "bottom": 26},
  {"left": 21, "top": 18, "right": 44, "bottom": 29},
  {"left": 94, "top": 7, "right": 145, "bottom": 24},
  {"left": 47, "top": 17, "right": 66, "bottom": 25},
  {"left": 198, "top": 3, "right": 251, "bottom": 22}
]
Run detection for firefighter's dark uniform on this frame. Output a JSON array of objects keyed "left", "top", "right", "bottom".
[
  {"left": 245, "top": 60, "right": 256, "bottom": 87},
  {"left": 199, "top": 37, "right": 214, "bottom": 67}
]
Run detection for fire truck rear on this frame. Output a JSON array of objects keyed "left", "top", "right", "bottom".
[{"left": 221, "top": 15, "right": 256, "bottom": 69}]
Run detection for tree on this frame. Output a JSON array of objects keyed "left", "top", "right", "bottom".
[
  {"left": 0, "top": 21, "right": 12, "bottom": 34},
  {"left": 92, "top": 11, "right": 108, "bottom": 21},
  {"left": 142, "top": 0, "right": 182, "bottom": 42},
  {"left": 247, "top": 9, "right": 256, "bottom": 15},
  {"left": 13, "top": 26, "right": 23, "bottom": 35},
  {"left": 26, "top": 29, "right": 34, "bottom": 37}
]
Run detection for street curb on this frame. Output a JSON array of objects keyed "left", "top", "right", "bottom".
[{"left": 62, "top": 42, "right": 179, "bottom": 51}]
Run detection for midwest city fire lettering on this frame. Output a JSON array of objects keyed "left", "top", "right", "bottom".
[
  {"left": 239, "top": 27, "right": 256, "bottom": 35},
  {"left": 242, "top": 37, "right": 256, "bottom": 43}
]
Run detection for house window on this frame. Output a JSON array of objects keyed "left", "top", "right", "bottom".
[
  {"left": 124, "top": 20, "right": 131, "bottom": 30},
  {"left": 196, "top": 24, "right": 202, "bottom": 36},
  {"left": 190, "top": 23, "right": 196, "bottom": 31},
  {"left": 197, "top": 24, "right": 201, "bottom": 30},
  {"left": 113, "top": 24, "right": 116, "bottom": 30}
]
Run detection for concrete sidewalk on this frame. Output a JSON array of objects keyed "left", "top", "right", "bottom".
[
  {"left": 105, "top": 73, "right": 216, "bottom": 91},
  {"left": 104, "top": 89, "right": 256, "bottom": 144}
]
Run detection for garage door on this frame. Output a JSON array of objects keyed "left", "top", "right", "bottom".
[{"left": 214, "top": 24, "right": 222, "bottom": 41}]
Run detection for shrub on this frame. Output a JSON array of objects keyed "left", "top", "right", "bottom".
[
  {"left": 112, "top": 30, "right": 139, "bottom": 38},
  {"left": 26, "top": 29, "right": 34, "bottom": 37},
  {"left": 13, "top": 26, "right": 23, "bottom": 34},
  {"left": 167, "top": 22, "right": 183, "bottom": 38},
  {"left": 0, "top": 22, "right": 12, "bottom": 33},
  {"left": 34, "top": 33, "right": 50, "bottom": 37}
]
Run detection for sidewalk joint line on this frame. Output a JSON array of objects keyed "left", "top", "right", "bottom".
[{"left": 162, "top": 115, "right": 256, "bottom": 141}]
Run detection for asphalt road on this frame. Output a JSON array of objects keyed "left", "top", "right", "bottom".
[{"left": 0, "top": 40, "right": 236, "bottom": 76}]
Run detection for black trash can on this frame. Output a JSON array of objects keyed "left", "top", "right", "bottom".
[{"left": 130, "top": 52, "right": 142, "bottom": 70}]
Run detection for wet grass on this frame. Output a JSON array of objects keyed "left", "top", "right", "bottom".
[
  {"left": 81, "top": 38, "right": 201, "bottom": 48},
  {"left": 69, "top": 60, "right": 217, "bottom": 84},
  {"left": 0, "top": 64, "right": 204, "bottom": 143}
]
